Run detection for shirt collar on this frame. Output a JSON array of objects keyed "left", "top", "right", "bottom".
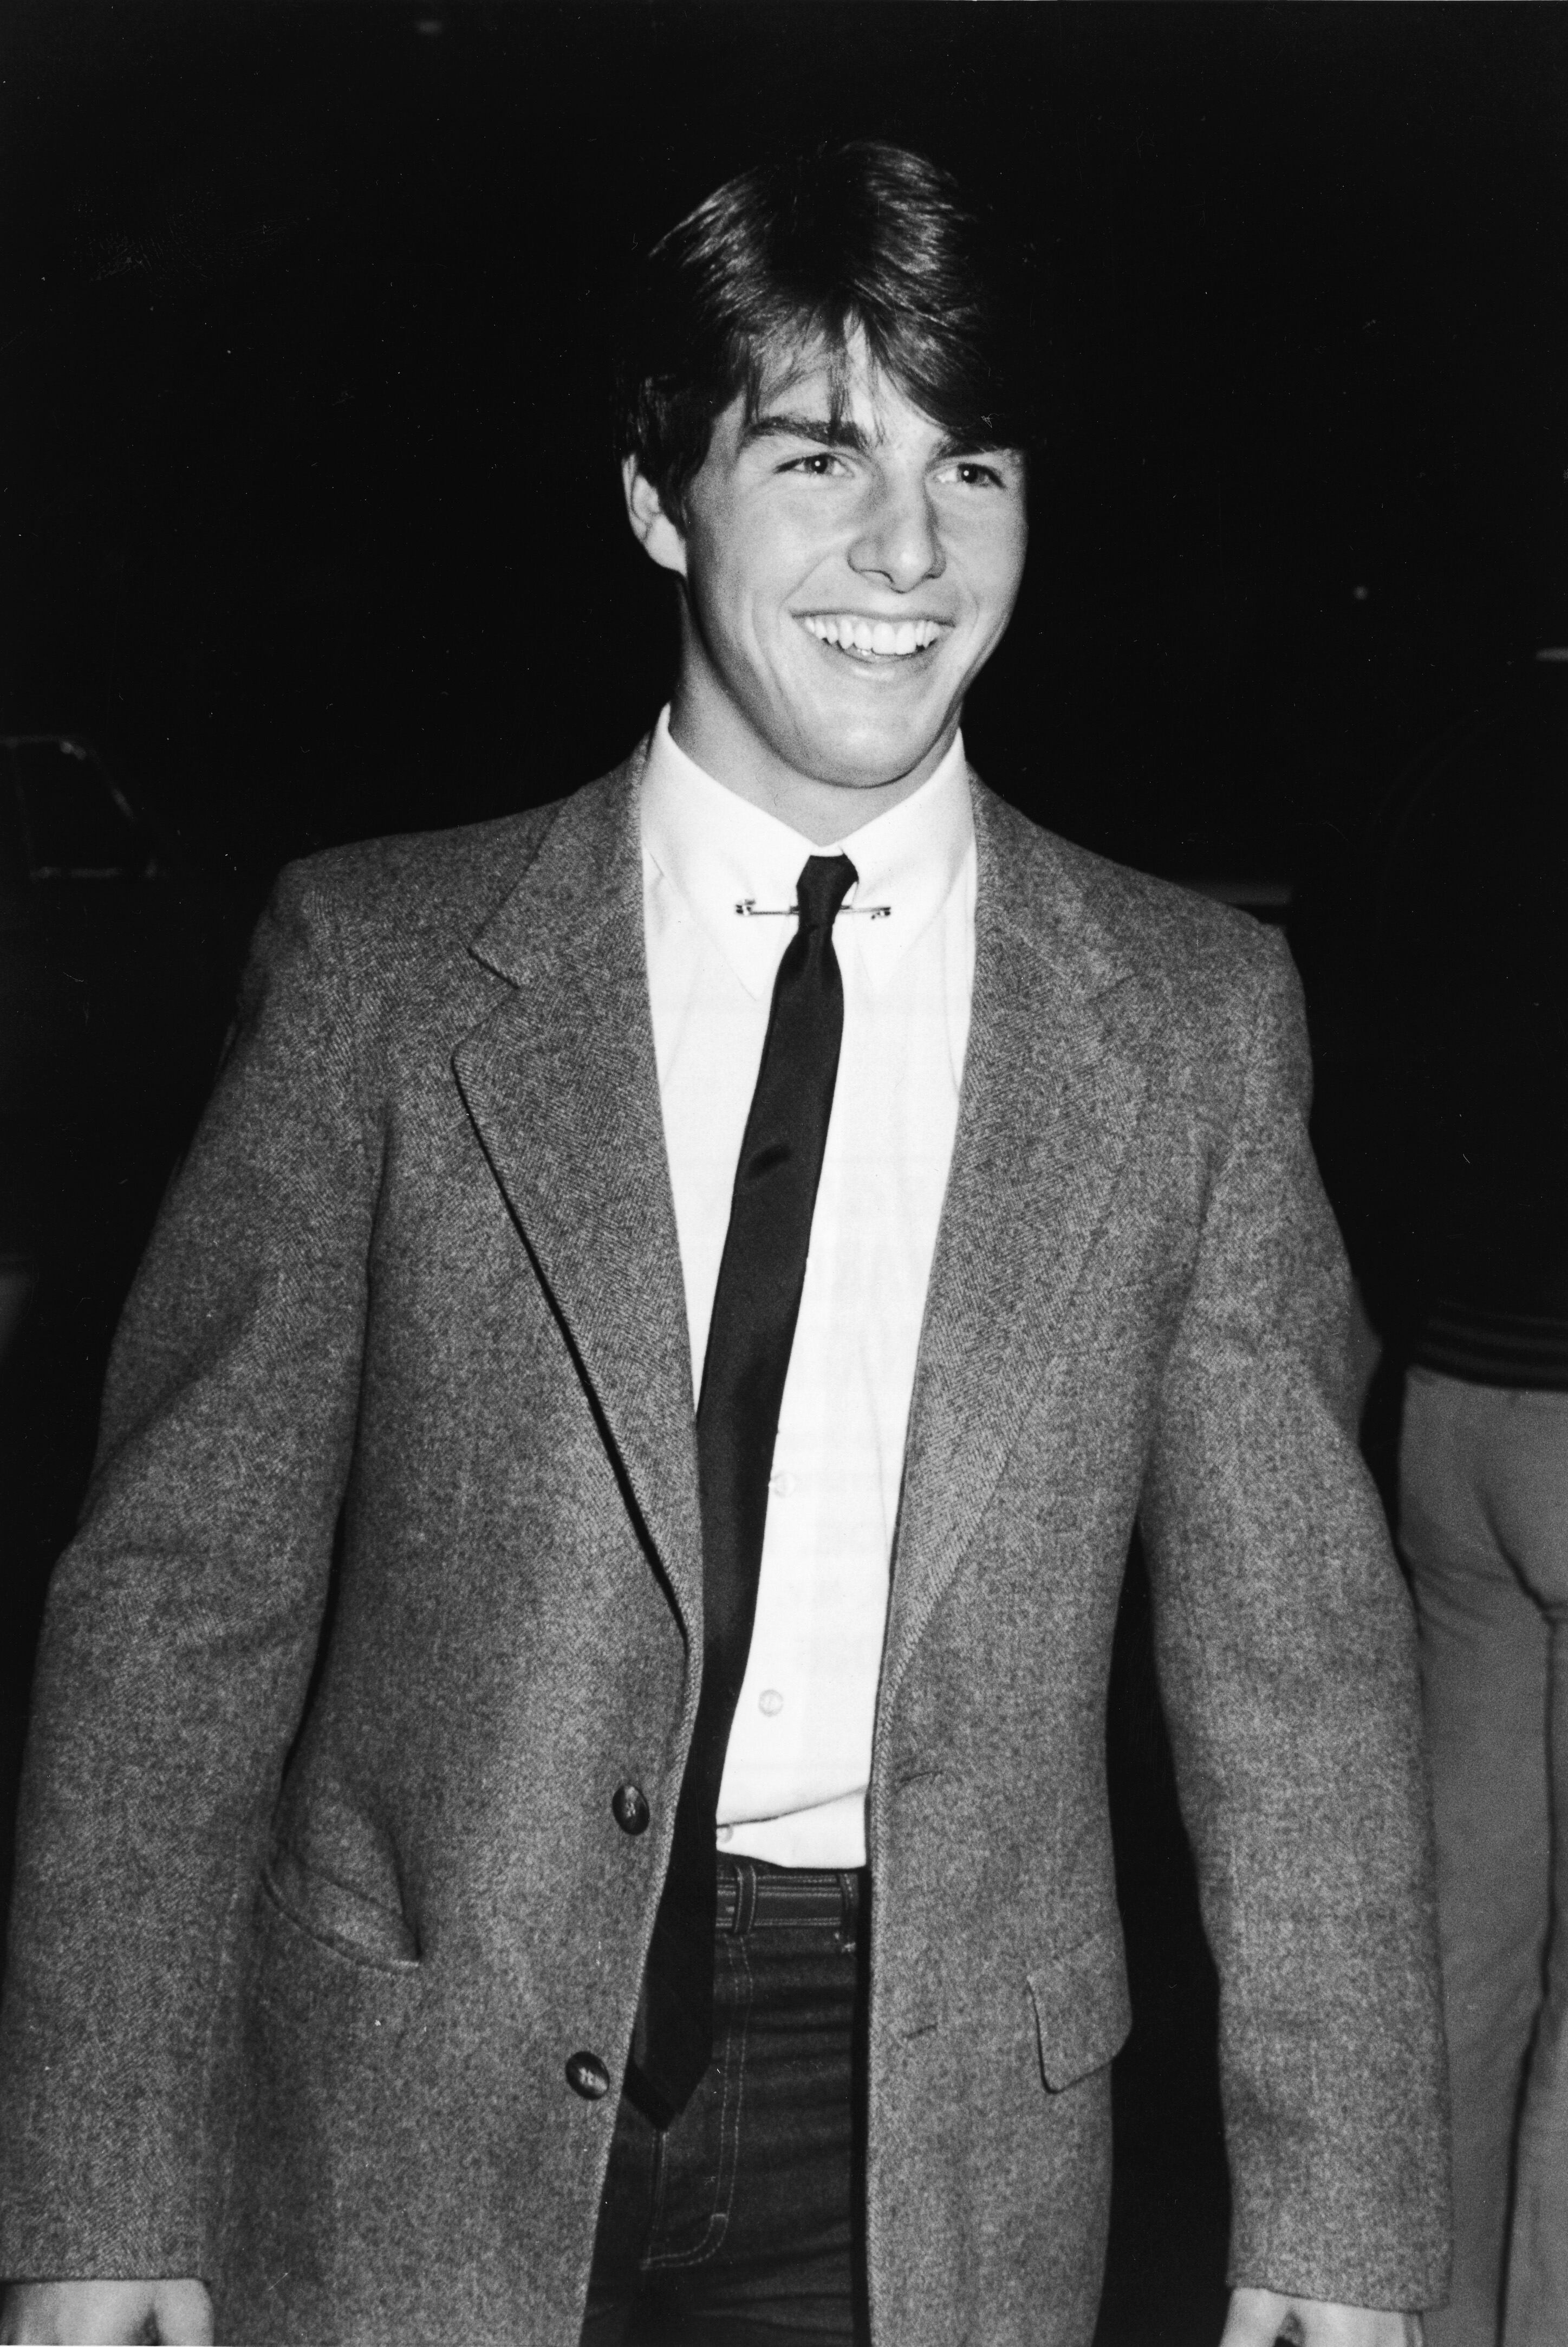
[{"left": 639, "top": 706, "right": 974, "bottom": 999}]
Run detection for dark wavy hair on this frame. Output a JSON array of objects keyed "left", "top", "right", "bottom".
[{"left": 615, "top": 141, "right": 1045, "bottom": 524}]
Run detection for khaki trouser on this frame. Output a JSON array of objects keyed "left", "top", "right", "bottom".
[{"left": 1401, "top": 1369, "right": 1568, "bottom": 2347}]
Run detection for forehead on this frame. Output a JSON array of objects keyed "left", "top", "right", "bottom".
[
  {"left": 746, "top": 328, "right": 913, "bottom": 432},
  {"left": 724, "top": 322, "right": 1024, "bottom": 469}
]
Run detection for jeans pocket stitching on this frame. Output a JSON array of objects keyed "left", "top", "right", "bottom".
[{"left": 642, "top": 1934, "right": 749, "bottom": 2272}]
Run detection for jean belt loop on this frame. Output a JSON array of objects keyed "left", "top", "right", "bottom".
[
  {"left": 732, "top": 1856, "right": 758, "bottom": 1938},
  {"left": 837, "top": 1869, "right": 859, "bottom": 1951}
]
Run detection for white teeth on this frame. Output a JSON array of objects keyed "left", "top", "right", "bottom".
[{"left": 802, "top": 614, "right": 946, "bottom": 657}]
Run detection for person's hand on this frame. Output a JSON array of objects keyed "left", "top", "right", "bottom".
[
  {"left": 0, "top": 2278, "right": 213, "bottom": 2344},
  {"left": 1221, "top": 2289, "right": 1422, "bottom": 2346}
]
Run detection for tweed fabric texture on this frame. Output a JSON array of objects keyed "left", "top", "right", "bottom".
[{"left": 0, "top": 749, "right": 1449, "bottom": 2343}]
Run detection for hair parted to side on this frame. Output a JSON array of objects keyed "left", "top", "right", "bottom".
[{"left": 616, "top": 141, "right": 1044, "bottom": 525}]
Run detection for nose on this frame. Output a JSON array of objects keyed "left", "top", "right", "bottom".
[{"left": 847, "top": 465, "right": 945, "bottom": 593}]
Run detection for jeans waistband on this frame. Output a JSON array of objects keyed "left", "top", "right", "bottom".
[{"left": 714, "top": 1855, "right": 864, "bottom": 1943}]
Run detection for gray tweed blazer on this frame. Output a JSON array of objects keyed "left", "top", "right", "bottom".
[{"left": 0, "top": 747, "right": 1448, "bottom": 2343}]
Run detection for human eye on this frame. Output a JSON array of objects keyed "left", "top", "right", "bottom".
[
  {"left": 778, "top": 448, "right": 852, "bottom": 478},
  {"left": 935, "top": 457, "right": 1009, "bottom": 490}
]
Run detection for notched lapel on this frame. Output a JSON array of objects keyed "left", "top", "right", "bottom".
[
  {"left": 882, "top": 794, "right": 1153, "bottom": 1705},
  {"left": 452, "top": 762, "right": 702, "bottom": 1643}
]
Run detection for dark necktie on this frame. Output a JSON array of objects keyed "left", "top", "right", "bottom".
[{"left": 627, "top": 851, "right": 859, "bottom": 2125}]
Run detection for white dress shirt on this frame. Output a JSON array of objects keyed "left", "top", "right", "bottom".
[{"left": 640, "top": 709, "right": 976, "bottom": 1868}]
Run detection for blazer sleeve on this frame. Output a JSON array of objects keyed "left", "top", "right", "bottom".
[
  {"left": 0, "top": 860, "right": 379, "bottom": 2281},
  {"left": 1138, "top": 928, "right": 1451, "bottom": 2311}
]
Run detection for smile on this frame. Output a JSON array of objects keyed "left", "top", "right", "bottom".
[{"left": 799, "top": 614, "right": 948, "bottom": 661}]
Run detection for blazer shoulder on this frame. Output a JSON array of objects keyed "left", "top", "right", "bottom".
[
  {"left": 979, "top": 783, "right": 1289, "bottom": 1002},
  {"left": 265, "top": 755, "right": 640, "bottom": 960}
]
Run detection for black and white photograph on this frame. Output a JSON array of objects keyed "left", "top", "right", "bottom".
[{"left": 1, "top": 6, "right": 1564, "bottom": 2343}]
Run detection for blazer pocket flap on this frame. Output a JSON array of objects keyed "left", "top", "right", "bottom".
[
  {"left": 1027, "top": 1923, "right": 1131, "bottom": 2092},
  {"left": 262, "top": 1845, "right": 420, "bottom": 1972}
]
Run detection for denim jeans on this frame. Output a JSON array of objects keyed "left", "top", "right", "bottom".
[
  {"left": 1400, "top": 1369, "right": 1568, "bottom": 2347},
  {"left": 581, "top": 1860, "right": 869, "bottom": 2345}
]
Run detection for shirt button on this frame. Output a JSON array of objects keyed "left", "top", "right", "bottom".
[
  {"left": 565, "top": 2051, "right": 610, "bottom": 2101},
  {"left": 758, "top": 1689, "right": 784, "bottom": 1717},
  {"left": 611, "top": 1782, "right": 650, "bottom": 1836},
  {"left": 717, "top": 1823, "right": 735, "bottom": 1847},
  {"left": 768, "top": 1470, "right": 794, "bottom": 1499}
]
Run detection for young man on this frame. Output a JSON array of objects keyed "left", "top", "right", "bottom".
[{"left": 0, "top": 144, "right": 1446, "bottom": 2346}]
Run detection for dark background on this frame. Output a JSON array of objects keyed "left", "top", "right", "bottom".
[
  {"left": 6, "top": 2, "right": 1566, "bottom": 883},
  {"left": 3, "top": 5, "right": 1565, "bottom": 2338}
]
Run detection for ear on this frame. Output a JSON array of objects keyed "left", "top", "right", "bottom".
[{"left": 622, "top": 456, "right": 689, "bottom": 579}]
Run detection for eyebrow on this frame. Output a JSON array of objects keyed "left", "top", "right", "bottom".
[
  {"left": 741, "top": 410, "right": 1012, "bottom": 464},
  {"left": 741, "top": 411, "right": 872, "bottom": 455}
]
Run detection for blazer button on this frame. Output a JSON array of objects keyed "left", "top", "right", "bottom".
[
  {"left": 565, "top": 2050, "right": 610, "bottom": 2101},
  {"left": 611, "top": 1781, "right": 651, "bottom": 1836}
]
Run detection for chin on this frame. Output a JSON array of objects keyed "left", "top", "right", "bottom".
[
  {"left": 812, "top": 733, "right": 943, "bottom": 793},
  {"left": 791, "top": 708, "right": 936, "bottom": 782}
]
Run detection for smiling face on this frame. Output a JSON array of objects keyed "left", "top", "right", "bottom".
[{"left": 624, "top": 335, "right": 1030, "bottom": 840}]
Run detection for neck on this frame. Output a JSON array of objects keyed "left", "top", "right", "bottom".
[{"left": 666, "top": 693, "right": 958, "bottom": 848}]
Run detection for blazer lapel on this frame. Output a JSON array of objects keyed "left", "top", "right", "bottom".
[
  {"left": 880, "top": 786, "right": 1153, "bottom": 1708},
  {"left": 452, "top": 754, "right": 703, "bottom": 1644}
]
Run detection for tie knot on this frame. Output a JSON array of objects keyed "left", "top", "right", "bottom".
[{"left": 795, "top": 854, "right": 858, "bottom": 935}]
